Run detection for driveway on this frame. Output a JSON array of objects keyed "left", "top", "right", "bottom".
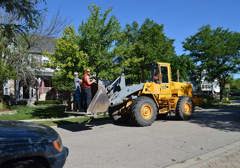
[{"left": 54, "top": 105, "right": 240, "bottom": 168}]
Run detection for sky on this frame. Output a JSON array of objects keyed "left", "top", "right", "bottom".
[{"left": 44, "top": 0, "right": 240, "bottom": 78}]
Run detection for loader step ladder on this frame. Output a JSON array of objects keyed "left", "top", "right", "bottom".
[{"left": 169, "top": 99, "right": 176, "bottom": 111}]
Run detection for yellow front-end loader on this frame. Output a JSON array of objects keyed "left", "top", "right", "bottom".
[{"left": 87, "top": 62, "right": 194, "bottom": 126}]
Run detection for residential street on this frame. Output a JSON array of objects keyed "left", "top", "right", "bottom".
[{"left": 54, "top": 104, "right": 240, "bottom": 168}]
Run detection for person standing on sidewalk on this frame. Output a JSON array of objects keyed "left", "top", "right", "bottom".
[
  {"left": 81, "top": 68, "right": 95, "bottom": 112},
  {"left": 74, "top": 72, "right": 82, "bottom": 111}
]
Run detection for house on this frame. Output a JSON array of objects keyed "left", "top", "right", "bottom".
[
  {"left": 3, "top": 36, "right": 56, "bottom": 104},
  {"left": 200, "top": 70, "right": 220, "bottom": 95}
]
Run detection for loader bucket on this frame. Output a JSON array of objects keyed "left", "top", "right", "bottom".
[{"left": 87, "top": 83, "right": 110, "bottom": 115}]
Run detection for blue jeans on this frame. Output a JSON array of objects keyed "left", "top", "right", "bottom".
[{"left": 82, "top": 88, "right": 92, "bottom": 111}]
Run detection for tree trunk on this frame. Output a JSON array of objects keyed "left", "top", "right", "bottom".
[
  {"left": 219, "top": 80, "right": 225, "bottom": 101},
  {"left": 0, "top": 81, "right": 4, "bottom": 109}
]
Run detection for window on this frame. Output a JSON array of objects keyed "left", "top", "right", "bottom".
[
  {"left": 152, "top": 64, "right": 160, "bottom": 83},
  {"left": 4, "top": 87, "right": 9, "bottom": 95},
  {"left": 160, "top": 66, "right": 169, "bottom": 83}
]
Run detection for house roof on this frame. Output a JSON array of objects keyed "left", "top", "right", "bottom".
[{"left": 29, "top": 36, "right": 56, "bottom": 54}]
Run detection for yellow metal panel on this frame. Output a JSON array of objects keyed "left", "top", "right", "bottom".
[
  {"left": 142, "top": 82, "right": 161, "bottom": 95},
  {"left": 171, "top": 82, "right": 193, "bottom": 97}
]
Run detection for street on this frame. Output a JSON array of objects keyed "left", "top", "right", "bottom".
[{"left": 54, "top": 105, "right": 240, "bottom": 168}]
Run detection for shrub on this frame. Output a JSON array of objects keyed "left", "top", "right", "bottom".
[
  {"left": 35, "top": 100, "right": 62, "bottom": 105},
  {"left": 221, "top": 97, "right": 231, "bottom": 104},
  {"left": 17, "top": 100, "right": 28, "bottom": 105},
  {"left": 0, "top": 102, "right": 8, "bottom": 110}
]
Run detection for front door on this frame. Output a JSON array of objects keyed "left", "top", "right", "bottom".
[{"left": 159, "top": 64, "right": 171, "bottom": 98}]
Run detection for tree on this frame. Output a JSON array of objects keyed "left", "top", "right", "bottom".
[
  {"left": 0, "top": 0, "right": 44, "bottom": 106},
  {"left": 78, "top": 5, "right": 121, "bottom": 80},
  {"left": 116, "top": 19, "right": 175, "bottom": 83},
  {"left": 0, "top": 0, "right": 45, "bottom": 38},
  {"left": 0, "top": 1, "right": 67, "bottom": 105},
  {"left": 48, "top": 27, "right": 88, "bottom": 91},
  {"left": 170, "top": 54, "right": 195, "bottom": 82},
  {"left": 183, "top": 25, "right": 240, "bottom": 100}
]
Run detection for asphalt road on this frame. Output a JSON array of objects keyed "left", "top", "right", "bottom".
[{"left": 54, "top": 105, "right": 240, "bottom": 168}]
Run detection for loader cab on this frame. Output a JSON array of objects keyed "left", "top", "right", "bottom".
[
  {"left": 150, "top": 62, "right": 172, "bottom": 84},
  {"left": 157, "top": 62, "right": 172, "bottom": 84},
  {"left": 157, "top": 62, "right": 172, "bottom": 97},
  {"left": 142, "top": 62, "right": 172, "bottom": 97}
]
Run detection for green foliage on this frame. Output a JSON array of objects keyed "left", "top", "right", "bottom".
[
  {"left": 35, "top": 100, "right": 62, "bottom": 105},
  {"left": 50, "top": 5, "right": 193, "bottom": 88},
  {"left": 0, "top": 60, "right": 15, "bottom": 82},
  {"left": 0, "top": 105, "right": 67, "bottom": 120},
  {"left": 0, "top": 102, "right": 8, "bottom": 110},
  {"left": 0, "top": 0, "right": 44, "bottom": 100},
  {"left": 183, "top": 25, "right": 240, "bottom": 99},
  {"left": 230, "top": 78, "right": 240, "bottom": 90},
  {"left": 0, "top": 0, "right": 44, "bottom": 34},
  {"left": 116, "top": 19, "right": 176, "bottom": 83},
  {"left": 77, "top": 5, "right": 121, "bottom": 80},
  {"left": 0, "top": 32, "right": 17, "bottom": 84},
  {"left": 52, "top": 71, "right": 74, "bottom": 92},
  {"left": 49, "top": 5, "right": 121, "bottom": 92},
  {"left": 48, "top": 27, "right": 88, "bottom": 91},
  {"left": 170, "top": 55, "right": 195, "bottom": 81}
]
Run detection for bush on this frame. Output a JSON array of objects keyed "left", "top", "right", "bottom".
[
  {"left": 230, "top": 89, "right": 240, "bottom": 96},
  {"left": 3, "top": 95, "right": 16, "bottom": 106},
  {"left": 35, "top": 100, "right": 62, "bottom": 105},
  {"left": 3, "top": 95, "right": 10, "bottom": 103},
  {"left": 17, "top": 100, "right": 28, "bottom": 105},
  {"left": 0, "top": 102, "right": 8, "bottom": 110},
  {"left": 221, "top": 97, "right": 231, "bottom": 104}
]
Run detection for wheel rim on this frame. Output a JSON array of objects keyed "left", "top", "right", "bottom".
[
  {"left": 184, "top": 102, "right": 192, "bottom": 115},
  {"left": 140, "top": 104, "right": 153, "bottom": 120}
]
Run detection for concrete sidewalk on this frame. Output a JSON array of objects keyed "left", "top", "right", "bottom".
[{"left": 167, "top": 140, "right": 240, "bottom": 168}]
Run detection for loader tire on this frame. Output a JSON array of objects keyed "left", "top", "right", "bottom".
[
  {"left": 131, "top": 96, "right": 157, "bottom": 127},
  {"left": 176, "top": 96, "right": 193, "bottom": 120},
  {"left": 109, "top": 106, "right": 129, "bottom": 124}
]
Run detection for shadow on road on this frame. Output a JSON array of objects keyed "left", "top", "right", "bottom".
[
  {"left": 54, "top": 117, "right": 113, "bottom": 132},
  {"left": 52, "top": 103, "right": 240, "bottom": 132},
  {"left": 189, "top": 105, "right": 240, "bottom": 132},
  {"left": 55, "top": 116, "right": 140, "bottom": 132}
]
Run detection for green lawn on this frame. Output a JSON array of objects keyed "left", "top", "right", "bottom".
[
  {"left": 0, "top": 105, "right": 108, "bottom": 126},
  {"left": 0, "top": 105, "right": 69, "bottom": 120}
]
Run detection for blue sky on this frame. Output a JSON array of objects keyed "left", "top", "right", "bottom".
[{"left": 44, "top": 0, "right": 240, "bottom": 78}]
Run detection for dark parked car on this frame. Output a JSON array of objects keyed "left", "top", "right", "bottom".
[{"left": 0, "top": 121, "right": 68, "bottom": 168}]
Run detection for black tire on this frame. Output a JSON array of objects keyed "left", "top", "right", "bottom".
[
  {"left": 131, "top": 96, "right": 157, "bottom": 126},
  {"left": 176, "top": 96, "right": 193, "bottom": 120},
  {"left": 2, "top": 159, "right": 47, "bottom": 168}
]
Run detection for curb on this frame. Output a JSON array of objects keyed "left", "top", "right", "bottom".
[
  {"left": 20, "top": 115, "right": 86, "bottom": 122},
  {"left": 166, "top": 140, "right": 240, "bottom": 168}
]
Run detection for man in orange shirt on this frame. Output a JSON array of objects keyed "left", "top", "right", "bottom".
[{"left": 81, "top": 68, "right": 96, "bottom": 111}]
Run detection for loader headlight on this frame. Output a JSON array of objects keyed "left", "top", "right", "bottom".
[{"left": 53, "top": 137, "right": 63, "bottom": 152}]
